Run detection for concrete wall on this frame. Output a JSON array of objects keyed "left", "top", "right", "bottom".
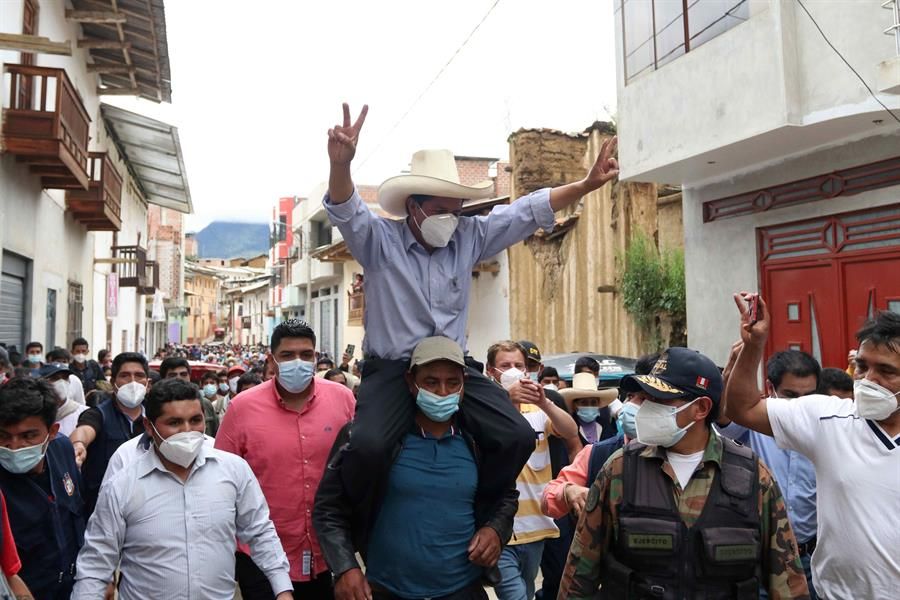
[
  {"left": 465, "top": 250, "right": 510, "bottom": 365},
  {"left": 615, "top": 0, "right": 900, "bottom": 184},
  {"left": 683, "top": 130, "right": 900, "bottom": 366},
  {"left": 506, "top": 126, "right": 680, "bottom": 358}
]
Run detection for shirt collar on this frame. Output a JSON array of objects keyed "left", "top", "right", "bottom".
[{"left": 640, "top": 428, "right": 724, "bottom": 468}]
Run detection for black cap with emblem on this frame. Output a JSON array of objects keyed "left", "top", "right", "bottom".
[
  {"left": 620, "top": 346, "right": 723, "bottom": 405},
  {"left": 518, "top": 340, "right": 542, "bottom": 365}
]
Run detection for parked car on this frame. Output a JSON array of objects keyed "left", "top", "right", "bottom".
[
  {"left": 148, "top": 360, "right": 223, "bottom": 384},
  {"left": 540, "top": 352, "right": 637, "bottom": 387}
]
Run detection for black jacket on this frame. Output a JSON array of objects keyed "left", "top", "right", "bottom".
[{"left": 313, "top": 421, "right": 519, "bottom": 583}]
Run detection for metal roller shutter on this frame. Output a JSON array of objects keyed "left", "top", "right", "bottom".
[{"left": 0, "top": 253, "right": 28, "bottom": 349}]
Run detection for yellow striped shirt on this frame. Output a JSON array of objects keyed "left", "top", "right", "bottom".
[{"left": 510, "top": 404, "right": 559, "bottom": 545}]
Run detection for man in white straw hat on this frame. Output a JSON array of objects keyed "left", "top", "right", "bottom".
[{"left": 317, "top": 103, "right": 620, "bottom": 547}]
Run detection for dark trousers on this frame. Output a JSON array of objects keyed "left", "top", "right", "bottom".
[
  {"left": 235, "top": 551, "right": 334, "bottom": 600},
  {"left": 370, "top": 579, "right": 488, "bottom": 600},
  {"left": 340, "top": 357, "right": 534, "bottom": 508},
  {"left": 536, "top": 516, "right": 575, "bottom": 600}
]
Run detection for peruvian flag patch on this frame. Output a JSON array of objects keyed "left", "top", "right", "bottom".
[{"left": 696, "top": 376, "right": 709, "bottom": 389}]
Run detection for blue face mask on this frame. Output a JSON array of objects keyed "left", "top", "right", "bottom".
[
  {"left": 202, "top": 384, "right": 218, "bottom": 398},
  {"left": 415, "top": 387, "right": 461, "bottom": 423},
  {"left": 616, "top": 401, "right": 639, "bottom": 438},
  {"left": 277, "top": 358, "right": 315, "bottom": 393},
  {"left": 27, "top": 354, "right": 42, "bottom": 365},
  {"left": 576, "top": 407, "right": 600, "bottom": 422},
  {"left": 528, "top": 372, "right": 539, "bottom": 383},
  {"left": 0, "top": 435, "right": 49, "bottom": 474}
]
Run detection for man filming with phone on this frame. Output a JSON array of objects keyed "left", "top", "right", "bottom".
[{"left": 724, "top": 292, "right": 900, "bottom": 599}]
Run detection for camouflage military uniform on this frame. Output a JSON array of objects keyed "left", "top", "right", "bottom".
[{"left": 558, "top": 430, "right": 810, "bottom": 600}]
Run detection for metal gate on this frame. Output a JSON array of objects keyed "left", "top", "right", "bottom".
[{"left": 0, "top": 252, "right": 29, "bottom": 350}]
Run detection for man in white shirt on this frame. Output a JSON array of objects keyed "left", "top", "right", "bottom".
[
  {"left": 73, "top": 378, "right": 292, "bottom": 599},
  {"left": 725, "top": 294, "right": 900, "bottom": 599}
]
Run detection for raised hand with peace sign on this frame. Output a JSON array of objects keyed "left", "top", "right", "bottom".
[{"left": 328, "top": 103, "right": 368, "bottom": 166}]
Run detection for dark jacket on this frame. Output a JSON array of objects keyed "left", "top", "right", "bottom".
[
  {"left": 313, "top": 420, "right": 519, "bottom": 584},
  {"left": 0, "top": 436, "right": 85, "bottom": 599}
]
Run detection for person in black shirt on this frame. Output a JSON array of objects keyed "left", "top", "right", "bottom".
[{"left": 68, "top": 339, "right": 106, "bottom": 395}]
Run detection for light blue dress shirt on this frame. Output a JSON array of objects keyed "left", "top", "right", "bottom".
[
  {"left": 73, "top": 445, "right": 292, "bottom": 599},
  {"left": 717, "top": 422, "right": 817, "bottom": 543},
  {"left": 324, "top": 188, "right": 555, "bottom": 360}
]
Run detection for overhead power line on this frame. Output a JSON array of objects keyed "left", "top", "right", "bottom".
[
  {"left": 354, "top": 0, "right": 503, "bottom": 172},
  {"left": 795, "top": 0, "right": 900, "bottom": 125}
]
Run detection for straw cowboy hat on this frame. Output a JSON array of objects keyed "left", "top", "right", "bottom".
[
  {"left": 378, "top": 149, "right": 494, "bottom": 217},
  {"left": 559, "top": 372, "right": 619, "bottom": 413}
]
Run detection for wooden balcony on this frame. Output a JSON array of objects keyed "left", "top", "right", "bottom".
[
  {"left": 2, "top": 64, "right": 91, "bottom": 190},
  {"left": 66, "top": 152, "right": 122, "bottom": 231},
  {"left": 140, "top": 260, "right": 159, "bottom": 296},
  {"left": 348, "top": 290, "right": 364, "bottom": 325},
  {"left": 111, "top": 245, "right": 148, "bottom": 288}
]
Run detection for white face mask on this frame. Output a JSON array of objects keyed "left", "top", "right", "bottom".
[
  {"left": 413, "top": 203, "right": 458, "bottom": 248},
  {"left": 498, "top": 367, "right": 525, "bottom": 391},
  {"left": 543, "top": 383, "right": 559, "bottom": 392},
  {"left": 52, "top": 380, "right": 70, "bottom": 404},
  {"left": 151, "top": 423, "right": 205, "bottom": 468},
  {"left": 635, "top": 398, "right": 698, "bottom": 447},
  {"left": 854, "top": 379, "right": 900, "bottom": 421},
  {"left": 116, "top": 381, "right": 147, "bottom": 408},
  {"left": 73, "top": 353, "right": 88, "bottom": 364},
  {"left": 228, "top": 376, "right": 240, "bottom": 394}
]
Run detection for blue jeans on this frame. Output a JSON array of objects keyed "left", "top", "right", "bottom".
[{"left": 496, "top": 541, "right": 545, "bottom": 600}]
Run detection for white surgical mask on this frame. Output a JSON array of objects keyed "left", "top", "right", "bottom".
[
  {"left": 635, "top": 398, "right": 698, "bottom": 447},
  {"left": 73, "top": 353, "right": 87, "bottom": 364},
  {"left": 151, "top": 423, "right": 205, "bottom": 468},
  {"left": 277, "top": 358, "right": 315, "bottom": 393},
  {"left": 51, "top": 380, "right": 70, "bottom": 404},
  {"left": 116, "top": 381, "right": 147, "bottom": 408},
  {"left": 414, "top": 204, "right": 458, "bottom": 248},
  {"left": 228, "top": 376, "right": 240, "bottom": 394},
  {"left": 854, "top": 379, "right": 900, "bottom": 421},
  {"left": 499, "top": 367, "right": 525, "bottom": 391},
  {"left": 543, "top": 383, "right": 559, "bottom": 392}
]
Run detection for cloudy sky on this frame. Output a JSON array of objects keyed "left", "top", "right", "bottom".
[{"left": 107, "top": 0, "right": 618, "bottom": 231}]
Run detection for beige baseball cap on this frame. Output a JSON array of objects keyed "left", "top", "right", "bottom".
[{"left": 409, "top": 336, "right": 466, "bottom": 370}]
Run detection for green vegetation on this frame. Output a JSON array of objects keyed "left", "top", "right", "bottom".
[{"left": 620, "top": 231, "right": 686, "bottom": 351}]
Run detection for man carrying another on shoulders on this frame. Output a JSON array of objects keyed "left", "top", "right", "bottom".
[
  {"left": 315, "top": 337, "right": 517, "bottom": 600},
  {"left": 320, "top": 103, "right": 619, "bottom": 533}
]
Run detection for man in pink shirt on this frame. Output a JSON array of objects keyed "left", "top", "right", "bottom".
[{"left": 216, "top": 320, "right": 355, "bottom": 600}]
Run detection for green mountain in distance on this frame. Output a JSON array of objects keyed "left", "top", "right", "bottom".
[{"left": 193, "top": 221, "right": 269, "bottom": 259}]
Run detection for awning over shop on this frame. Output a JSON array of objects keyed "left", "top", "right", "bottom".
[{"left": 101, "top": 103, "right": 192, "bottom": 214}]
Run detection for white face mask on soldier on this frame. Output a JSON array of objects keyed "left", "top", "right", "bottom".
[{"left": 634, "top": 398, "right": 698, "bottom": 447}]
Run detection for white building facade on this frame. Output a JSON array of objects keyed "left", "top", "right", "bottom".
[
  {"left": 613, "top": 0, "right": 900, "bottom": 366},
  {"left": 0, "top": 1, "right": 190, "bottom": 358}
]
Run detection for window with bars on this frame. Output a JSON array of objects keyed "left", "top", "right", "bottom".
[
  {"left": 66, "top": 281, "right": 83, "bottom": 347},
  {"left": 618, "top": 0, "right": 750, "bottom": 84}
]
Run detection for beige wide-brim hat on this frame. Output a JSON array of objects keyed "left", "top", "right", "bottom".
[
  {"left": 378, "top": 149, "right": 494, "bottom": 217},
  {"left": 560, "top": 372, "right": 619, "bottom": 413}
]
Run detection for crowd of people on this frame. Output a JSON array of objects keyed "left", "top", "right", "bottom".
[{"left": 0, "top": 103, "right": 897, "bottom": 600}]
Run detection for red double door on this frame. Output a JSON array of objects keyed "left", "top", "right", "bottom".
[{"left": 760, "top": 206, "right": 900, "bottom": 369}]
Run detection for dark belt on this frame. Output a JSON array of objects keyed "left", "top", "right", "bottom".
[{"left": 797, "top": 537, "right": 817, "bottom": 557}]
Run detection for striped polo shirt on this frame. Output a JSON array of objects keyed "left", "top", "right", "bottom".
[{"left": 510, "top": 403, "right": 560, "bottom": 545}]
